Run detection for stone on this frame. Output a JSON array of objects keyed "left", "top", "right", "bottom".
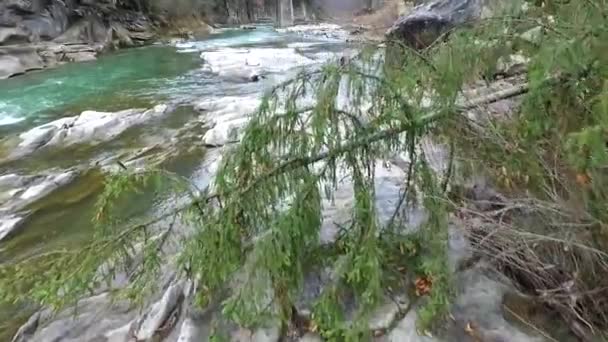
[
  {"left": 446, "top": 263, "right": 545, "bottom": 342},
  {"left": 195, "top": 96, "right": 262, "bottom": 146},
  {"left": 19, "top": 171, "right": 77, "bottom": 201},
  {"left": 0, "top": 170, "right": 81, "bottom": 242},
  {"left": 0, "top": 215, "right": 25, "bottom": 241},
  {"left": 63, "top": 51, "right": 97, "bottom": 62},
  {"left": 496, "top": 53, "right": 529, "bottom": 76},
  {"left": 368, "top": 295, "right": 409, "bottom": 331},
  {"left": 135, "top": 281, "right": 185, "bottom": 340},
  {"left": 200, "top": 47, "right": 317, "bottom": 79},
  {"left": 0, "top": 27, "right": 30, "bottom": 45},
  {"left": 387, "top": 0, "right": 517, "bottom": 49},
  {"left": 173, "top": 317, "right": 207, "bottom": 342},
  {"left": 320, "top": 162, "right": 427, "bottom": 244},
  {"left": 53, "top": 16, "right": 110, "bottom": 45},
  {"left": 519, "top": 26, "right": 543, "bottom": 45},
  {"left": 110, "top": 21, "right": 134, "bottom": 47},
  {"left": 11, "top": 105, "right": 169, "bottom": 158},
  {"left": 0, "top": 46, "right": 44, "bottom": 79},
  {"left": 15, "top": 294, "right": 135, "bottom": 342},
  {"left": 387, "top": 310, "right": 439, "bottom": 342},
  {"left": 0, "top": 173, "right": 33, "bottom": 189},
  {"left": 202, "top": 117, "right": 248, "bottom": 146}
]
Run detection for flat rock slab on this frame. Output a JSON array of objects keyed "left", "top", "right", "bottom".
[{"left": 5, "top": 104, "right": 168, "bottom": 161}]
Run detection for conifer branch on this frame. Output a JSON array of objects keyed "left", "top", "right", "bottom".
[{"left": 94, "top": 80, "right": 534, "bottom": 251}]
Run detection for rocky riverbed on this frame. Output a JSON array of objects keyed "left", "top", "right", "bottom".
[
  {"left": 0, "top": 23, "right": 354, "bottom": 340},
  {"left": 0, "top": 3, "right": 577, "bottom": 340}
]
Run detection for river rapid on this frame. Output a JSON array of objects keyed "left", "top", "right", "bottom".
[{"left": 0, "top": 24, "right": 351, "bottom": 340}]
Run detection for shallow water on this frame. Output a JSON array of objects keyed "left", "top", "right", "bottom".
[{"left": 0, "top": 26, "right": 343, "bottom": 135}]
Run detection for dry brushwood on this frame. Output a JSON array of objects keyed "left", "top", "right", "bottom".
[{"left": 457, "top": 192, "right": 608, "bottom": 340}]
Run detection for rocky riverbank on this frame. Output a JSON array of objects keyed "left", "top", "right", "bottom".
[{"left": 0, "top": 0, "right": 209, "bottom": 79}]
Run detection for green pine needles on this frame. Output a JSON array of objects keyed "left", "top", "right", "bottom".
[{"left": 2, "top": 0, "right": 607, "bottom": 340}]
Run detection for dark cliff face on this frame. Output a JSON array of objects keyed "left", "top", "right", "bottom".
[
  {"left": 0, "top": 0, "right": 73, "bottom": 44},
  {"left": 0, "top": 0, "right": 159, "bottom": 46},
  {"left": 386, "top": 0, "right": 490, "bottom": 49}
]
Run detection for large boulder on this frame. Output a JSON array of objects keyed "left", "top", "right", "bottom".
[{"left": 386, "top": 0, "right": 511, "bottom": 49}]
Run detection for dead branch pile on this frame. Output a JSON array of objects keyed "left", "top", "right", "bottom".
[{"left": 457, "top": 191, "right": 608, "bottom": 340}]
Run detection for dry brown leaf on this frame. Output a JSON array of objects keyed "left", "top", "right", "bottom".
[
  {"left": 576, "top": 172, "right": 591, "bottom": 185},
  {"left": 415, "top": 276, "right": 433, "bottom": 296}
]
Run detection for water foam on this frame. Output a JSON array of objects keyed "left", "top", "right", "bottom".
[{"left": 0, "top": 102, "right": 24, "bottom": 126}]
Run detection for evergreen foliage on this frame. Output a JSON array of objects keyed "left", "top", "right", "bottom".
[{"left": 1, "top": 0, "right": 607, "bottom": 340}]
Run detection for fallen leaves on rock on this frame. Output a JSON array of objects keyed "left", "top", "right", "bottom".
[{"left": 415, "top": 276, "right": 433, "bottom": 296}]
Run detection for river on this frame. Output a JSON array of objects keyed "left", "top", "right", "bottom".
[{"left": 0, "top": 24, "right": 350, "bottom": 340}]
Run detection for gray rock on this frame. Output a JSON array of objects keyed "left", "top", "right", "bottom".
[
  {"left": 0, "top": 26, "right": 30, "bottom": 45},
  {"left": 10, "top": 0, "right": 70, "bottom": 42},
  {"left": 0, "top": 170, "right": 79, "bottom": 242},
  {"left": 11, "top": 292, "right": 135, "bottom": 342},
  {"left": 386, "top": 310, "right": 439, "bottom": 342},
  {"left": 11, "top": 105, "right": 169, "bottom": 159},
  {"left": 0, "top": 45, "right": 44, "bottom": 79},
  {"left": 197, "top": 96, "right": 261, "bottom": 146},
  {"left": 368, "top": 295, "right": 409, "bottom": 331},
  {"left": 54, "top": 16, "right": 111, "bottom": 45},
  {"left": 496, "top": 54, "right": 529, "bottom": 76},
  {"left": 0, "top": 215, "right": 25, "bottom": 241},
  {"left": 110, "top": 22, "right": 134, "bottom": 47},
  {"left": 202, "top": 117, "right": 248, "bottom": 146},
  {"left": 445, "top": 263, "right": 546, "bottom": 342},
  {"left": 387, "top": 0, "right": 516, "bottom": 49},
  {"left": 173, "top": 317, "right": 208, "bottom": 342},
  {"left": 135, "top": 281, "right": 185, "bottom": 340},
  {"left": 319, "top": 162, "right": 426, "bottom": 244},
  {"left": 63, "top": 51, "right": 97, "bottom": 62},
  {"left": 519, "top": 26, "right": 543, "bottom": 45}
]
